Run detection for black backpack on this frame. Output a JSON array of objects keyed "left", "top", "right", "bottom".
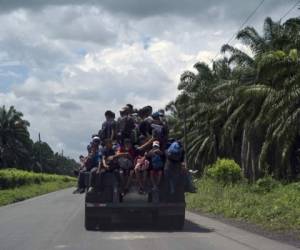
[{"left": 118, "top": 116, "right": 135, "bottom": 139}]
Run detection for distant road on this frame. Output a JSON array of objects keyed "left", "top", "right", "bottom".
[{"left": 0, "top": 188, "right": 298, "bottom": 250}]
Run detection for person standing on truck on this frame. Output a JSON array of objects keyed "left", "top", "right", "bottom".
[
  {"left": 138, "top": 106, "right": 153, "bottom": 138},
  {"left": 117, "top": 106, "right": 135, "bottom": 145},
  {"left": 147, "top": 140, "right": 164, "bottom": 191},
  {"left": 151, "top": 112, "right": 168, "bottom": 151},
  {"left": 99, "top": 110, "right": 117, "bottom": 142}
]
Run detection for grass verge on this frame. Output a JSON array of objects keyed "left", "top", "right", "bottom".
[
  {"left": 0, "top": 180, "right": 76, "bottom": 206},
  {"left": 186, "top": 178, "right": 300, "bottom": 234}
]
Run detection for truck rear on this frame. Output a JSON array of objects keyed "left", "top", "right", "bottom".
[{"left": 85, "top": 172, "right": 185, "bottom": 230}]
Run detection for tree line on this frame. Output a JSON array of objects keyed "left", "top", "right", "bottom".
[
  {"left": 0, "top": 106, "right": 78, "bottom": 175},
  {"left": 167, "top": 17, "right": 300, "bottom": 181}
]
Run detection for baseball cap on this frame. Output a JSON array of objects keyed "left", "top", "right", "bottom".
[{"left": 153, "top": 140, "right": 160, "bottom": 148}]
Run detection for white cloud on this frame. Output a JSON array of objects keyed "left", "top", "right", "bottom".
[{"left": 0, "top": 1, "right": 295, "bottom": 159}]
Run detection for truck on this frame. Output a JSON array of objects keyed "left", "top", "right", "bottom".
[{"left": 84, "top": 170, "right": 186, "bottom": 230}]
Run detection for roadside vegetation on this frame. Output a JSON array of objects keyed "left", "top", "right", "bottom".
[
  {"left": 0, "top": 169, "right": 76, "bottom": 206},
  {"left": 167, "top": 16, "right": 300, "bottom": 234},
  {"left": 167, "top": 16, "right": 300, "bottom": 181},
  {"left": 186, "top": 159, "right": 300, "bottom": 233},
  {"left": 0, "top": 106, "right": 79, "bottom": 175}
]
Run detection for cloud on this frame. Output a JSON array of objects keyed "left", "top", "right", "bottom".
[
  {"left": 0, "top": 0, "right": 297, "bottom": 159},
  {"left": 1, "top": 40, "right": 203, "bottom": 157}
]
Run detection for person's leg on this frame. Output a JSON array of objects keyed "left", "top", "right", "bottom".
[
  {"left": 90, "top": 168, "right": 97, "bottom": 188},
  {"left": 156, "top": 170, "right": 162, "bottom": 187},
  {"left": 142, "top": 170, "right": 147, "bottom": 189},
  {"left": 150, "top": 171, "right": 157, "bottom": 190},
  {"left": 125, "top": 170, "right": 134, "bottom": 190},
  {"left": 79, "top": 170, "right": 86, "bottom": 189},
  {"left": 135, "top": 168, "right": 143, "bottom": 189}
]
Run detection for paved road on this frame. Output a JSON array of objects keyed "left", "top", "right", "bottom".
[{"left": 0, "top": 188, "right": 298, "bottom": 250}]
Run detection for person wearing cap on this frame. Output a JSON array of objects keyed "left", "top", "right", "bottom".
[{"left": 146, "top": 140, "right": 165, "bottom": 191}]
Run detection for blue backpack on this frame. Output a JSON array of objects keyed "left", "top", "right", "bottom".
[
  {"left": 151, "top": 154, "right": 164, "bottom": 170},
  {"left": 167, "top": 141, "right": 183, "bottom": 162}
]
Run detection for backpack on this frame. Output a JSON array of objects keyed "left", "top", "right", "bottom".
[
  {"left": 167, "top": 141, "right": 183, "bottom": 162},
  {"left": 118, "top": 116, "right": 135, "bottom": 139},
  {"left": 151, "top": 153, "right": 164, "bottom": 170},
  {"left": 151, "top": 123, "right": 165, "bottom": 141},
  {"left": 118, "top": 157, "right": 133, "bottom": 170}
]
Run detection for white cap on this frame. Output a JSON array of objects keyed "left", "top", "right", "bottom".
[{"left": 153, "top": 140, "right": 160, "bottom": 148}]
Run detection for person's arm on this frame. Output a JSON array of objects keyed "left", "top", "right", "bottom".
[
  {"left": 137, "top": 137, "right": 155, "bottom": 151},
  {"left": 102, "top": 157, "right": 110, "bottom": 169},
  {"left": 114, "top": 152, "right": 129, "bottom": 158}
]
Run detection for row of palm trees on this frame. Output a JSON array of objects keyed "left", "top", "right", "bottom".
[
  {"left": 167, "top": 17, "right": 300, "bottom": 181},
  {"left": 0, "top": 106, "right": 77, "bottom": 175}
]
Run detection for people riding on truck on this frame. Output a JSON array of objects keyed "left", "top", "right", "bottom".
[{"left": 75, "top": 104, "right": 196, "bottom": 196}]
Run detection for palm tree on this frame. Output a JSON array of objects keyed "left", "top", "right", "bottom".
[
  {"left": 168, "top": 16, "right": 300, "bottom": 180},
  {"left": 0, "top": 106, "right": 31, "bottom": 169}
]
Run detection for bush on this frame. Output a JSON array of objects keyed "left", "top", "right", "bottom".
[
  {"left": 251, "top": 176, "right": 281, "bottom": 193},
  {"left": 0, "top": 169, "right": 75, "bottom": 189},
  {"left": 206, "top": 158, "right": 242, "bottom": 184}
]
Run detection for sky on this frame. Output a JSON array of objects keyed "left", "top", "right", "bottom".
[{"left": 0, "top": 0, "right": 298, "bottom": 159}]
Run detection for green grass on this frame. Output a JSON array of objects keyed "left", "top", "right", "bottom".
[
  {"left": 0, "top": 180, "right": 76, "bottom": 206},
  {"left": 186, "top": 178, "right": 300, "bottom": 233},
  {"left": 0, "top": 168, "right": 75, "bottom": 189},
  {"left": 0, "top": 168, "right": 76, "bottom": 206}
]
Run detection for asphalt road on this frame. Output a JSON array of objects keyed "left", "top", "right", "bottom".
[{"left": 0, "top": 188, "right": 298, "bottom": 250}]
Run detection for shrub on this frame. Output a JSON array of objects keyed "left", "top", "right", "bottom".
[
  {"left": 251, "top": 176, "right": 281, "bottom": 193},
  {"left": 206, "top": 158, "right": 242, "bottom": 184},
  {"left": 0, "top": 169, "right": 75, "bottom": 189}
]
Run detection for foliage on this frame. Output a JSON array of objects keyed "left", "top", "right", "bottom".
[
  {"left": 186, "top": 178, "right": 300, "bottom": 233},
  {"left": 206, "top": 159, "right": 242, "bottom": 184},
  {"left": 0, "top": 169, "right": 75, "bottom": 189},
  {"left": 0, "top": 106, "right": 79, "bottom": 175},
  {"left": 167, "top": 16, "right": 300, "bottom": 181},
  {"left": 0, "top": 179, "right": 76, "bottom": 207},
  {"left": 251, "top": 176, "right": 281, "bottom": 193}
]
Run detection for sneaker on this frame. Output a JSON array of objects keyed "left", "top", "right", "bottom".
[
  {"left": 73, "top": 188, "right": 80, "bottom": 194},
  {"left": 79, "top": 188, "right": 85, "bottom": 194}
]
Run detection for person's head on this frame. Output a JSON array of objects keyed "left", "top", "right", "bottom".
[
  {"left": 79, "top": 155, "right": 84, "bottom": 162},
  {"left": 120, "top": 106, "right": 129, "bottom": 117},
  {"left": 138, "top": 108, "right": 146, "bottom": 119},
  {"left": 87, "top": 144, "right": 92, "bottom": 153},
  {"left": 105, "top": 138, "right": 113, "bottom": 149},
  {"left": 152, "top": 112, "right": 160, "bottom": 121},
  {"left": 144, "top": 106, "right": 153, "bottom": 117},
  {"left": 124, "top": 138, "right": 132, "bottom": 151},
  {"left": 105, "top": 110, "right": 115, "bottom": 120},
  {"left": 152, "top": 140, "right": 160, "bottom": 149},
  {"left": 92, "top": 136, "right": 100, "bottom": 146},
  {"left": 126, "top": 104, "right": 134, "bottom": 114},
  {"left": 158, "top": 109, "right": 165, "bottom": 117}
]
